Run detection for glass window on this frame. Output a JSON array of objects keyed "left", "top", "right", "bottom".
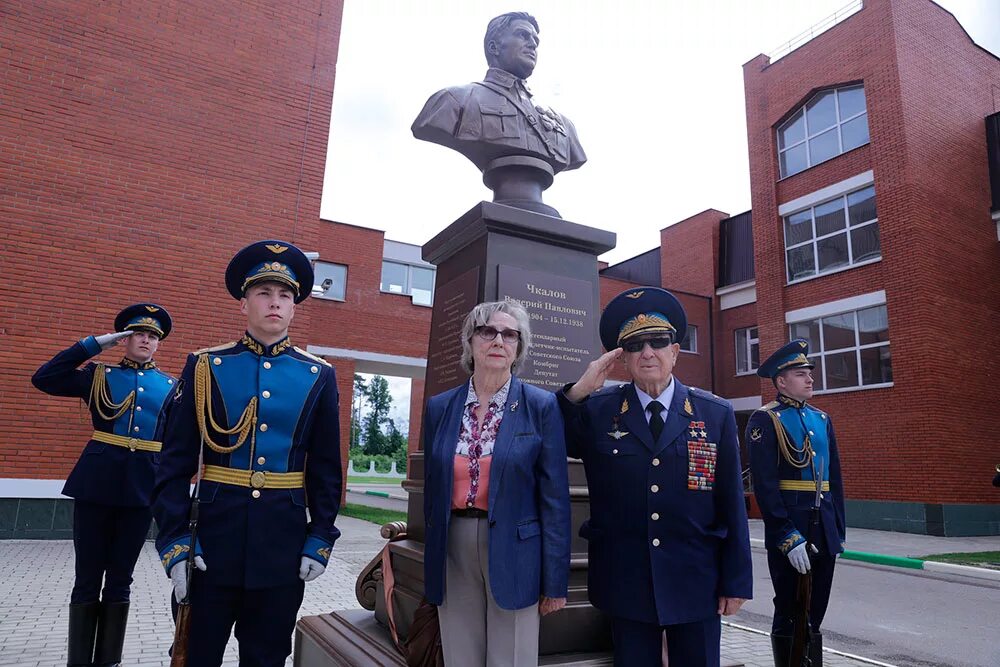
[
  {"left": 735, "top": 326, "right": 759, "bottom": 375},
  {"left": 777, "top": 84, "right": 870, "bottom": 177},
  {"left": 784, "top": 185, "right": 881, "bottom": 282},
  {"left": 380, "top": 261, "right": 407, "bottom": 294},
  {"left": 680, "top": 325, "right": 698, "bottom": 354},
  {"left": 313, "top": 262, "right": 347, "bottom": 301},
  {"left": 410, "top": 266, "right": 435, "bottom": 307},
  {"left": 788, "top": 304, "right": 891, "bottom": 392}
]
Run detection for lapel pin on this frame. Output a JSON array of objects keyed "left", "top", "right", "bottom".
[
  {"left": 608, "top": 429, "right": 629, "bottom": 440},
  {"left": 509, "top": 400, "right": 518, "bottom": 412},
  {"left": 684, "top": 397, "right": 693, "bottom": 416}
]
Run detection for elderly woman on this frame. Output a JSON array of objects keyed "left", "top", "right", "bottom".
[{"left": 422, "top": 300, "right": 571, "bottom": 666}]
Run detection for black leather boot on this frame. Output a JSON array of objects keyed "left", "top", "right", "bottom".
[
  {"left": 93, "top": 601, "right": 129, "bottom": 667},
  {"left": 770, "top": 634, "right": 793, "bottom": 667},
  {"left": 67, "top": 602, "right": 99, "bottom": 667},
  {"left": 808, "top": 632, "right": 823, "bottom": 667}
]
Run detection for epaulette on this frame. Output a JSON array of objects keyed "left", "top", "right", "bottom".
[
  {"left": 293, "top": 346, "right": 332, "bottom": 367},
  {"left": 688, "top": 386, "right": 729, "bottom": 407},
  {"left": 756, "top": 400, "right": 780, "bottom": 413},
  {"left": 193, "top": 341, "right": 237, "bottom": 356}
]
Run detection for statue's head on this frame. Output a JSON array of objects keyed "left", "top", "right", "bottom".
[{"left": 484, "top": 12, "right": 540, "bottom": 80}]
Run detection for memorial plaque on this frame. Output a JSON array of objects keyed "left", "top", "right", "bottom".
[
  {"left": 497, "top": 265, "right": 595, "bottom": 390},
  {"left": 423, "top": 266, "right": 479, "bottom": 398}
]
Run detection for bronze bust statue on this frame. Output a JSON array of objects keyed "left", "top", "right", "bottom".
[{"left": 412, "top": 11, "right": 587, "bottom": 217}]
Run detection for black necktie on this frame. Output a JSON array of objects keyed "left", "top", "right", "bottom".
[{"left": 648, "top": 400, "right": 665, "bottom": 441}]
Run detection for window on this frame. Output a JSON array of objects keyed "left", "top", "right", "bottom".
[
  {"left": 312, "top": 262, "right": 347, "bottom": 301},
  {"left": 778, "top": 85, "right": 870, "bottom": 178},
  {"left": 679, "top": 325, "right": 698, "bottom": 354},
  {"left": 784, "top": 185, "right": 879, "bottom": 282},
  {"left": 380, "top": 261, "right": 435, "bottom": 306},
  {"left": 787, "top": 304, "right": 891, "bottom": 392},
  {"left": 735, "top": 327, "right": 759, "bottom": 375}
]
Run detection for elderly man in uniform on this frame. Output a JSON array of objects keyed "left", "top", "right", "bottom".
[
  {"left": 33, "top": 304, "right": 176, "bottom": 667},
  {"left": 558, "top": 287, "right": 752, "bottom": 666},
  {"left": 153, "top": 240, "right": 342, "bottom": 667},
  {"left": 747, "top": 339, "right": 846, "bottom": 667}
]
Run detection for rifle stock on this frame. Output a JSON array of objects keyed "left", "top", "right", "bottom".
[
  {"left": 170, "top": 602, "right": 192, "bottom": 667},
  {"left": 788, "top": 570, "right": 812, "bottom": 666}
]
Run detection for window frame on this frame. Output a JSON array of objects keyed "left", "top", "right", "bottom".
[
  {"left": 312, "top": 261, "right": 348, "bottom": 302},
  {"left": 783, "top": 184, "right": 880, "bottom": 284},
  {"left": 679, "top": 324, "right": 698, "bottom": 354},
  {"left": 787, "top": 304, "right": 892, "bottom": 395},
  {"left": 379, "top": 260, "right": 435, "bottom": 307},
  {"left": 735, "top": 326, "right": 759, "bottom": 376},
  {"left": 777, "top": 84, "right": 870, "bottom": 179}
]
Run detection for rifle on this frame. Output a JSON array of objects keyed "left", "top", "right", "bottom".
[
  {"left": 788, "top": 456, "right": 823, "bottom": 667},
  {"left": 171, "top": 443, "right": 204, "bottom": 667}
]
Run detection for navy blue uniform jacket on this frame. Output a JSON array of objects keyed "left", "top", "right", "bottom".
[
  {"left": 559, "top": 379, "right": 753, "bottom": 625},
  {"left": 31, "top": 336, "right": 176, "bottom": 507},
  {"left": 423, "top": 377, "right": 571, "bottom": 610},
  {"left": 153, "top": 336, "right": 342, "bottom": 589}
]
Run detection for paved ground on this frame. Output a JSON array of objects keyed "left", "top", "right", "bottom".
[{"left": 1, "top": 516, "right": 882, "bottom": 667}]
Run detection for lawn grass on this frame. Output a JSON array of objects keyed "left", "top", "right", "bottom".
[
  {"left": 339, "top": 503, "right": 408, "bottom": 527},
  {"left": 919, "top": 550, "right": 1000, "bottom": 570},
  {"left": 346, "top": 476, "right": 404, "bottom": 485}
]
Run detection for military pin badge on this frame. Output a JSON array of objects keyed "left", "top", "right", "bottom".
[
  {"left": 684, "top": 397, "right": 694, "bottom": 416},
  {"left": 750, "top": 427, "right": 762, "bottom": 442},
  {"left": 608, "top": 414, "right": 629, "bottom": 440}
]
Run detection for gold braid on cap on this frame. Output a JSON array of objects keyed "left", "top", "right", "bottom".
[
  {"left": 88, "top": 365, "right": 136, "bottom": 424},
  {"left": 765, "top": 410, "right": 813, "bottom": 469},
  {"left": 194, "top": 354, "right": 257, "bottom": 454}
]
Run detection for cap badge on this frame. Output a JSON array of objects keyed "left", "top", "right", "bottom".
[
  {"left": 145, "top": 306, "right": 159, "bottom": 312},
  {"left": 625, "top": 291, "right": 644, "bottom": 299},
  {"left": 265, "top": 244, "right": 288, "bottom": 254}
]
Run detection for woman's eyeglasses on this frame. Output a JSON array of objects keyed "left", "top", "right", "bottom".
[{"left": 475, "top": 326, "right": 521, "bottom": 345}]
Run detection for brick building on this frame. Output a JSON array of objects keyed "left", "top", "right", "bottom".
[{"left": 2, "top": 0, "right": 998, "bottom": 538}]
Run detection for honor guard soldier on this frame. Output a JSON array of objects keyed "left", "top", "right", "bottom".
[
  {"left": 32, "top": 304, "right": 176, "bottom": 667},
  {"left": 152, "top": 240, "right": 342, "bottom": 667},
  {"left": 747, "top": 339, "right": 846, "bottom": 667},
  {"left": 558, "top": 287, "right": 752, "bottom": 666}
]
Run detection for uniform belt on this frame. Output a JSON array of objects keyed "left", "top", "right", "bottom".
[
  {"left": 202, "top": 464, "right": 304, "bottom": 489},
  {"left": 91, "top": 430, "right": 162, "bottom": 453},
  {"left": 451, "top": 508, "right": 488, "bottom": 519},
  {"left": 779, "top": 480, "right": 830, "bottom": 491}
]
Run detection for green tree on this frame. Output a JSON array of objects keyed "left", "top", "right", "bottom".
[
  {"left": 350, "top": 374, "right": 367, "bottom": 449},
  {"left": 362, "top": 375, "right": 393, "bottom": 455}
]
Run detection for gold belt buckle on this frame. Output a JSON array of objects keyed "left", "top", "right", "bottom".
[
  {"left": 249, "top": 471, "right": 267, "bottom": 489},
  {"left": 128, "top": 438, "right": 138, "bottom": 452}
]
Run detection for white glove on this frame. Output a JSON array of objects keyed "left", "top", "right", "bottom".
[
  {"left": 94, "top": 331, "right": 132, "bottom": 350},
  {"left": 299, "top": 557, "right": 326, "bottom": 582},
  {"left": 169, "top": 556, "right": 207, "bottom": 603},
  {"left": 787, "top": 542, "right": 811, "bottom": 574}
]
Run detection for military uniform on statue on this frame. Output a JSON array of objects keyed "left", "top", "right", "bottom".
[
  {"left": 32, "top": 304, "right": 177, "bottom": 667},
  {"left": 747, "top": 339, "right": 846, "bottom": 667},
  {"left": 152, "top": 240, "right": 342, "bottom": 667},
  {"left": 558, "top": 287, "right": 753, "bottom": 666}
]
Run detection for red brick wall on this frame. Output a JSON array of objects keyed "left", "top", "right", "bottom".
[
  {"left": 743, "top": 0, "right": 1000, "bottom": 504},
  {"left": 660, "top": 210, "right": 727, "bottom": 297},
  {"left": 714, "top": 302, "right": 762, "bottom": 401},
  {"left": 1, "top": 1, "right": 345, "bottom": 479}
]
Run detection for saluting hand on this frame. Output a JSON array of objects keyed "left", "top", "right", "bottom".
[
  {"left": 539, "top": 596, "right": 566, "bottom": 616},
  {"left": 94, "top": 331, "right": 132, "bottom": 350},
  {"left": 566, "top": 348, "right": 623, "bottom": 402}
]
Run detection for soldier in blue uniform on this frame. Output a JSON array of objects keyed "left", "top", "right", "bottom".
[
  {"left": 558, "top": 287, "right": 753, "bottom": 667},
  {"left": 32, "top": 303, "right": 177, "bottom": 667},
  {"left": 747, "top": 339, "right": 846, "bottom": 667},
  {"left": 152, "top": 240, "right": 342, "bottom": 667}
]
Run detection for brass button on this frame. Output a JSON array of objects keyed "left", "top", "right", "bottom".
[
  {"left": 650, "top": 484, "right": 659, "bottom": 493},
  {"left": 652, "top": 458, "right": 660, "bottom": 466},
  {"left": 133, "top": 427, "right": 140, "bottom": 433},
  {"left": 213, "top": 357, "right": 222, "bottom": 366},
  {"left": 136, "top": 406, "right": 142, "bottom": 412},
  {"left": 257, "top": 456, "right": 266, "bottom": 465},
  {"left": 128, "top": 438, "right": 137, "bottom": 451},
  {"left": 260, "top": 423, "right": 268, "bottom": 432},
  {"left": 251, "top": 490, "right": 261, "bottom": 499},
  {"left": 262, "top": 390, "right": 271, "bottom": 399},
  {"left": 310, "top": 366, "right": 318, "bottom": 374},
  {"left": 612, "top": 448, "right": 619, "bottom": 454},
  {"left": 652, "top": 538, "right": 661, "bottom": 547},
  {"left": 651, "top": 513, "right": 660, "bottom": 521},
  {"left": 263, "top": 361, "right": 272, "bottom": 369}
]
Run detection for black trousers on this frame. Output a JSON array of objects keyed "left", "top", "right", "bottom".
[
  {"left": 611, "top": 615, "right": 721, "bottom": 666},
  {"left": 71, "top": 500, "right": 151, "bottom": 604},
  {"left": 766, "top": 547, "right": 837, "bottom": 634},
  {"left": 171, "top": 578, "right": 306, "bottom": 667}
]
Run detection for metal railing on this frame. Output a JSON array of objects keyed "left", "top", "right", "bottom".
[{"left": 768, "top": 0, "right": 864, "bottom": 63}]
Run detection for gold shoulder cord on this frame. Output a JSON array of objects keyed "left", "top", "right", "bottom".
[
  {"left": 765, "top": 410, "right": 813, "bottom": 469},
  {"left": 88, "top": 364, "right": 136, "bottom": 422},
  {"left": 194, "top": 354, "right": 257, "bottom": 454}
]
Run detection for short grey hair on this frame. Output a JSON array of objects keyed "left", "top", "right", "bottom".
[
  {"left": 459, "top": 300, "right": 532, "bottom": 374},
  {"left": 483, "top": 11, "right": 539, "bottom": 66}
]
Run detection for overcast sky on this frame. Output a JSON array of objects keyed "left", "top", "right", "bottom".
[{"left": 321, "top": 0, "right": 999, "bottom": 266}]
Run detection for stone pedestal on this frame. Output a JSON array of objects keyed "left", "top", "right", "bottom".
[{"left": 295, "top": 201, "right": 619, "bottom": 665}]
